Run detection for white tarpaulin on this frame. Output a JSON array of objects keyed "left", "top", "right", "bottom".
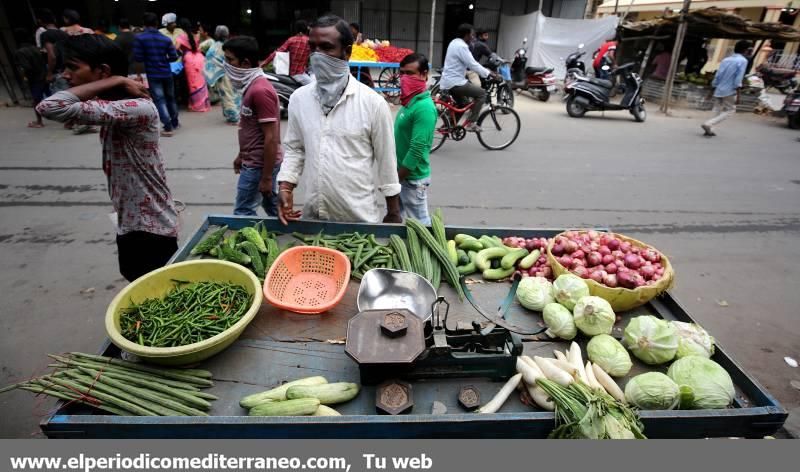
[{"left": 497, "top": 12, "right": 619, "bottom": 80}]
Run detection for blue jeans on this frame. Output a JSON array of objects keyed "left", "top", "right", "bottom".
[
  {"left": 399, "top": 177, "right": 431, "bottom": 225},
  {"left": 148, "top": 76, "right": 179, "bottom": 131},
  {"left": 234, "top": 164, "right": 280, "bottom": 217}
]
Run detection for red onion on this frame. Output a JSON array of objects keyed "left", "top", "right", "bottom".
[
  {"left": 587, "top": 230, "right": 600, "bottom": 240},
  {"left": 599, "top": 245, "right": 611, "bottom": 256},
  {"left": 624, "top": 254, "right": 642, "bottom": 270},
  {"left": 572, "top": 266, "right": 589, "bottom": 278},
  {"left": 616, "top": 265, "right": 629, "bottom": 274},
  {"left": 552, "top": 244, "right": 565, "bottom": 256},
  {"left": 570, "top": 258, "right": 585, "bottom": 269},
  {"left": 565, "top": 231, "right": 578, "bottom": 239},
  {"left": 618, "top": 271, "right": 636, "bottom": 289},
  {"left": 643, "top": 249, "right": 661, "bottom": 263},
  {"left": 640, "top": 265, "right": 656, "bottom": 280},
  {"left": 586, "top": 251, "right": 602, "bottom": 267},
  {"left": 633, "top": 273, "right": 646, "bottom": 287},
  {"left": 541, "top": 266, "right": 553, "bottom": 278},
  {"left": 631, "top": 246, "right": 641, "bottom": 254},
  {"left": 602, "top": 273, "right": 618, "bottom": 287},
  {"left": 601, "top": 254, "right": 615, "bottom": 265},
  {"left": 655, "top": 268, "right": 665, "bottom": 277},
  {"left": 607, "top": 238, "right": 620, "bottom": 250},
  {"left": 605, "top": 263, "right": 618, "bottom": 274},
  {"left": 589, "top": 270, "right": 604, "bottom": 283},
  {"left": 571, "top": 249, "right": 585, "bottom": 261},
  {"left": 611, "top": 250, "right": 625, "bottom": 259},
  {"left": 538, "top": 256, "right": 547, "bottom": 264},
  {"left": 565, "top": 240, "right": 579, "bottom": 254},
  {"left": 620, "top": 241, "right": 632, "bottom": 253},
  {"left": 558, "top": 256, "right": 572, "bottom": 267}
]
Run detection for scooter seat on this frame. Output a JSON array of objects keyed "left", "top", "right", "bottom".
[
  {"left": 526, "top": 66, "right": 553, "bottom": 75},
  {"left": 588, "top": 78, "right": 614, "bottom": 88}
]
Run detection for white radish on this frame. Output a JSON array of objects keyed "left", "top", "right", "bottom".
[
  {"left": 568, "top": 342, "right": 589, "bottom": 384},
  {"left": 553, "top": 350, "right": 568, "bottom": 362},
  {"left": 526, "top": 383, "right": 555, "bottom": 411},
  {"left": 533, "top": 356, "right": 573, "bottom": 387},
  {"left": 551, "top": 358, "right": 579, "bottom": 377},
  {"left": 516, "top": 357, "right": 544, "bottom": 386},
  {"left": 477, "top": 373, "right": 522, "bottom": 414},
  {"left": 585, "top": 361, "right": 606, "bottom": 393},
  {"left": 592, "top": 363, "right": 626, "bottom": 403},
  {"left": 520, "top": 355, "right": 542, "bottom": 374}
]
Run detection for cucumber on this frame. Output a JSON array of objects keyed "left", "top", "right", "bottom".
[
  {"left": 519, "top": 249, "right": 541, "bottom": 270},
  {"left": 458, "top": 239, "right": 483, "bottom": 252},
  {"left": 483, "top": 266, "right": 516, "bottom": 281},
  {"left": 456, "top": 249, "right": 469, "bottom": 266},
  {"left": 454, "top": 234, "right": 478, "bottom": 245},
  {"left": 501, "top": 248, "right": 529, "bottom": 270},
  {"left": 286, "top": 382, "right": 360, "bottom": 405},
  {"left": 479, "top": 235, "right": 505, "bottom": 249},
  {"left": 249, "top": 398, "right": 320, "bottom": 416},
  {"left": 475, "top": 247, "right": 509, "bottom": 272},
  {"left": 447, "top": 240, "right": 458, "bottom": 265},
  {"left": 240, "top": 376, "right": 328, "bottom": 408},
  {"left": 457, "top": 251, "right": 478, "bottom": 276}
]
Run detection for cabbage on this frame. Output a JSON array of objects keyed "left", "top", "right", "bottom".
[
  {"left": 516, "top": 277, "right": 554, "bottom": 311},
  {"left": 622, "top": 315, "right": 678, "bottom": 365},
  {"left": 587, "top": 334, "right": 632, "bottom": 377},
  {"left": 667, "top": 356, "right": 735, "bottom": 409},
  {"left": 542, "top": 303, "right": 577, "bottom": 340},
  {"left": 671, "top": 321, "right": 715, "bottom": 359},
  {"left": 552, "top": 274, "right": 590, "bottom": 310},
  {"left": 624, "top": 372, "right": 680, "bottom": 410},
  {"left": 573, "top": 296, "right": 615, "bottom": 336}
]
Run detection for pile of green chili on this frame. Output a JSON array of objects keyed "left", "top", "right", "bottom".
[{"left": 120, "top": 280, "right": 252, "bottom": 348}]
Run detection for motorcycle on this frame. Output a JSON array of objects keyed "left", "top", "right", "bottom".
[
  {"left": 264, "top": 72, "right": 303, "bottom": 118},
  {"left": 756, "top": 63, "right": 798, "bottom": 94},
  {"left": 564, "top": 62, "right": 646, "bottom": 122},
  {"left": 510, "top": 38, "right": 557, "bottom": 102},
  {"left": 782, "top": 87, "right": 800, "bottom": 129}
]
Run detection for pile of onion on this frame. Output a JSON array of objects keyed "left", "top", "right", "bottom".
[
  {"left": 502, "top": 237, "right": 554, "bottom": 280},
  {"left": 549, "top": 230, "right": 666, "bottom": 289}
]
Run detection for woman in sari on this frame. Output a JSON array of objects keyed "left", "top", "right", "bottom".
[
  {"left": 176, "top": 19, "right": 210, "bottom": 112},
  {"left": 204, "top": 25, "right": 240, "bottom": 123}
]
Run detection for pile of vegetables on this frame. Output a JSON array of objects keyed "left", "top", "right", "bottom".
[
  {"left": 375, "top": 46, "right": 414, "bottom": 63},
  {"left": 240, "top": 376, "right": 359, "bottom": 416},
  {"left": 0, "top": 353, "right": 217, "bottom": 416},
  {"left": 550, "top": 230, "right": 667, "bottom": 289},
  {"left": 453, "top": 234, "right": 550, "bottom": 282},
  {"left": 350, "top": 44, "right": 378, "bottom": 61},
  {"left": 119, "top": 280, "right": 252, "bottom": 348},
  {"left": 191, "top": 222, "right": 287, "bottom": 281},
  {"left": 294, "top": 231, "right": 395, "bottom": 281},
  {"left": 502, "top": 236, "right": 554, "bottom": 280}
]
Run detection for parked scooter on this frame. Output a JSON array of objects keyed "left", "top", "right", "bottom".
[
  {"left": 756, "top": 63, "right": 798, "bottom": 94},
  {"left": 264, "top": 72, "right": 303, "bottom": 118},
  {"left": 564, "top": 62, "right": 646, "bottom": 122},
  {"left": 782, "top": 87, "right": 800, "bottom": 129},
  {"left": 564, "top": 44, "right": 588, "bottom": 80},
  {"left": 510, "top": 38, "right": 557, "bottom": 101}
]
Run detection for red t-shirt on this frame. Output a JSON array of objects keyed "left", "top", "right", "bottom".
[{"left": 238, "top": 76, "right": 283, "bottom": 168}]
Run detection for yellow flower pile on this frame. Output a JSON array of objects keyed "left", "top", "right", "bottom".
[{"left": 351, "top": 44, "right": 378, "bottom": 62}]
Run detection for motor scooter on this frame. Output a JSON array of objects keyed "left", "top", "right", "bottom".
[
  {"left": 756, "top": 63, "right": 798, "bottom": 94},
  {"left": 564, "top": 63, "right": 646, "bottom": 122},
  {"left": 782, "top": 87, "right": 800, "bottom": 129},
  {"left": 264, "top": 72, "right": 302, "bottom": 118},
  {"left": 510, "top": 38, "right": 557, "bottom": 101}
]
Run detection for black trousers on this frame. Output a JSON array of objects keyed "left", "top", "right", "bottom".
[
  {"left": 449, "top": 83, "right": 486, "bottom": 122},
  {"left": 117, "top": 231, "right": 178, "bottom": 282}
]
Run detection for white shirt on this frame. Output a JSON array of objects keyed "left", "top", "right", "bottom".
[
  {"left": 439, "top": 38, "right": 491, "bottom": 91},
  {"left": 277, "top": 77, "right": 402, "bottom": 223}
]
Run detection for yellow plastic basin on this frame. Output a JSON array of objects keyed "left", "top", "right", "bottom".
[{"left": 105, "top": 260, "right": 263, "bottom": 366}]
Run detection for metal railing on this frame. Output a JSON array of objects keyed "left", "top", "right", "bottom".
[{"left": 766, "top": 50, "right": 800, "bottom": 71}]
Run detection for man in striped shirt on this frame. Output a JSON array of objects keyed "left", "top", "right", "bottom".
[{"left": 133, "top": 12, "right": 180, "bottom": 136}]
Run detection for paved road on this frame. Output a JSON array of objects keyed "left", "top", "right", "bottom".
[{"left": 0, "top": 96, "right": 798, "bottom": 437}]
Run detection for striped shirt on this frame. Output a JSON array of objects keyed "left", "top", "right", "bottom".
[{"left": 133, "top": 28, "right": 178, "bottom": 79}]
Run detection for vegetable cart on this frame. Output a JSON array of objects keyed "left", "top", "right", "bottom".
[
  {"left": 349, "top": 61, "right": 400, "bottom": 97},
  {"left": 40, "top": 216, "right": 787, "bottom": 438}
]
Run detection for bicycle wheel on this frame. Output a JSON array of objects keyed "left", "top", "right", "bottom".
[
  {"left": 497, "top": 83, "right": 515, "bottom": 109},
  {"left": 378, "top": 67, "right": 400, "bottom": 99},
  {"left": 431, "top": 109, "right": 451, "bottom": 153},
  {"left": 476, "top": 106, "right": 521, "bottom": 151}
]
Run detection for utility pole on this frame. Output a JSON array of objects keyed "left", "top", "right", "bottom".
[
  {"left": 429, "top": 0, "right": 437, "bottom": 64},
  {"left": 661, "top": 0, "right": 692, "bottom": 114}
]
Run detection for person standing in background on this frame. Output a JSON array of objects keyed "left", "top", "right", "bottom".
[
  {"left": 95, "top": 19, "right": 116, "bottom": 40},
  {"left": 222, "top": 36, "right": 283, "bottom": 217},
  {"left": 176, "top": 18, "right": 210, "bottom": 112},
  {"left": 204, "top": 25, "right": 240, "bottom": 124},
  {"left": 39, "top": 10, "right": 69, "bottom": 93},
  {"left": 114, "top": 19, "right": 137, "bottom": 76},
  {"left": 134, "top": 12, "right": 180, "bottom": 136},
  {"left": 13, "top": 28, "right": 48, "bottom": 128},
  {"left": 159, "top": 13, "right": 185, "bottom": 47},
  {"left": 701, "top": 40, "right": 752, "bottom": 137},
  {"left": 261, "top": 20, "right": 312, "bottom": 85},
  {"left": 394, "top": 53, "right": 437, "bottom": 225},
  {"left": 34, "top": 9, "right": 53, "bottom": 49},
  {"left": 60, "top": 9, "right": 93, "bottom": 36},
  {"left": 349, "top": 22, "right": 363, "bottom": 45}
]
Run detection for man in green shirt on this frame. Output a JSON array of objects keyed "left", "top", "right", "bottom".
[{"left": 395, "top": 53, "right": 437, "bottom": 224}]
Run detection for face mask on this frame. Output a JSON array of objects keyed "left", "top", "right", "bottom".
[
  {"left": 223, "top": 61, "right": 264, "bottom": 92},
  {"left": 399, "top": 75, "right": 427, "bottom": 106},
  {"left": 309, "top": 52, "right": 350, "bottom": 113}
]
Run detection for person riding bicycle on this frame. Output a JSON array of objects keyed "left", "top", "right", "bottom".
[
  {"left": 470, "top": 29, "right": 492, "bottom": 65},
  {"left": 440, "top": 24, "right": 499, "bottom": 132}
]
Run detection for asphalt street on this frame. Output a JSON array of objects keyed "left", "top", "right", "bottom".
[{"left": 0, "top": 95, "right": 798, "bottom": 438}]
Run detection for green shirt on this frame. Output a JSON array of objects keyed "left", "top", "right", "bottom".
[{"left": 394, "top": 91, "right": 437, "bottom": 181}]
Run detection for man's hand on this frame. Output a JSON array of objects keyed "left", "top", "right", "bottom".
[
  {"left": 398, "top": 167, "right": 410, "bottom": 182},
  {"left": 118, "top": 77, "right": 150, "bottom": 98},
  {"left": 233, "top": 155, "right": 242, "bottom": 174},
  {"left": 258, "top": 175, "right": 272, "bottom": 194},
  {"left": 383, "top": 212, "right": 403, "bottom": 224},
  {"left": 277, "top": 188, "right": 302, "bottom": 225}
]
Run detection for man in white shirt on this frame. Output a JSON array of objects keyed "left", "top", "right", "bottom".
[
  {"left": 439, "top": 24, "right": 496, "bottom": 131},
  {"left": 276, "top": 15, "right": 402, "bottom": 224}
]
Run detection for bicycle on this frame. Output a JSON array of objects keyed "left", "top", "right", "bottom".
[{"left": 431, "top": 77, "right": 521, "bottom": 152}]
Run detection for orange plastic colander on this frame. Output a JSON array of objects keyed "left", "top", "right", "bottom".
[{"left": 263, "top": 246, "right": 351, "bottom": 314}]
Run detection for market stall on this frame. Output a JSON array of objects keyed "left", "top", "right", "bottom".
[
  {"left": 6, "top": 215, "right": 786, "bottom": 439},
  {"left": 620, "top": 7, "right": 800, "bottom": 112},
  {"left": 349, "top": 41, "right": 416, "bottom": 98}
]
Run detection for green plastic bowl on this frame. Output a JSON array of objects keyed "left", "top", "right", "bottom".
[{"left": 105, "top": 260, "right": 263, "bottom": 366}]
